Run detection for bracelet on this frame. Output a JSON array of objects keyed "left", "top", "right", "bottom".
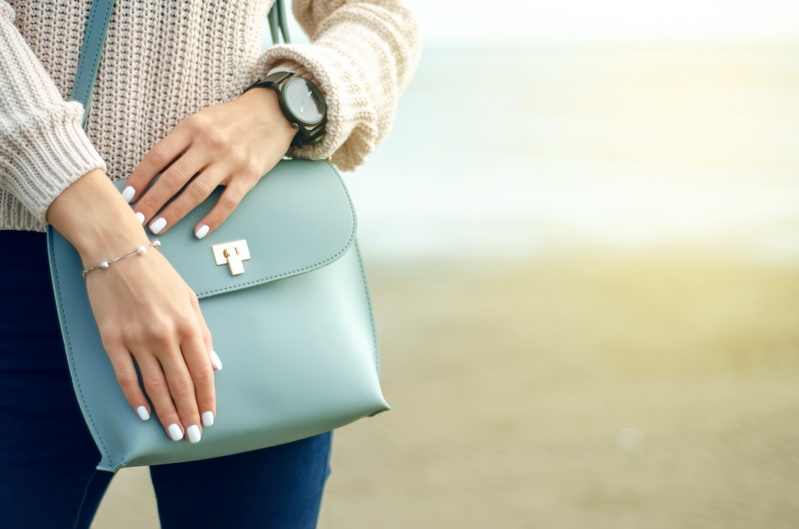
[{"left": 82, "top": 240, "right": 162, "bottom": 279}]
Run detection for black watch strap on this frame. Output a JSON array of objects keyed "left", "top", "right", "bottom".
[{"left": 243, "top": 71, "right": 292, "bottom": 92}]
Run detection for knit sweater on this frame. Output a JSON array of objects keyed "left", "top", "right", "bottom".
[{"left": 0, "top": 0, "right": 420, "bottom": 231}]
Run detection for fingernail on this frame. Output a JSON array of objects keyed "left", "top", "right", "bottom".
[
  {"left": 168, "top": 423, "right": 183, "bottom": 441},
  {"left": 135, "top": 212, "right": 145, "bottom": 224},
  {"left": 187, "top": 425, "right": 202, "bottom": 443},
  {"left": 202, "top": 411, "right": 214, "bottom": 427},
  {"left": 210, "top": 350, "right": 223, "bottom": 371},
  {"left": 137, "top": 406, "right": 150, "bottom": 421},
  {"left": 122, "top": 186, "right": 135, "bottom": 203},
  {"left": 195, "top": 224, "right": 210, "bottom": 240},
  {"left": 150, "top": 217, "right": 167, "bottom": 234}
]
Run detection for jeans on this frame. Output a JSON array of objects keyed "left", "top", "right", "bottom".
[{"left": 0, "top": 230, "right": 332, "bottom": 529}]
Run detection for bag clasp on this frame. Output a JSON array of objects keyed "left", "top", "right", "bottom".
[{"left": 212, "top": 240, "right": 251, "bottom": 275}]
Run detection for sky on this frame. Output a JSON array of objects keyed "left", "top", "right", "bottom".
[{"left": 402, "top": 0, "right": 799, "bottom": 46}]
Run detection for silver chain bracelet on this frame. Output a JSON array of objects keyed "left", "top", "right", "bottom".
[{"left": 82, "top": 240, "right": 162, "bottom": 279}]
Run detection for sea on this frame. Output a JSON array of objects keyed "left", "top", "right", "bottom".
[{"left": 342, "top": 45, "right": 799, "bottom": 263}]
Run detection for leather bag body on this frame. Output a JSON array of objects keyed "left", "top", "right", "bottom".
[{"left": 47, "top": 159, "right": 389, "bottom": 472}]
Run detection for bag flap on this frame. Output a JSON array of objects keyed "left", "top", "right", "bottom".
[{"left": 112, "top": 159, "right": 356, "bottom": 299}]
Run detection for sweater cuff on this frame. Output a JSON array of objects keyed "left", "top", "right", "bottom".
[
  {"left": 0, "top": 101, "right": 107, "bottom": 224},
  {"left": 253, "top": 45, "right": 378, "bottom": 171}
]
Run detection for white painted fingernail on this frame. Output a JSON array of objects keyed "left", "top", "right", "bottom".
[
  {"left": 187, "top": 425, "right": 202, "bottom": 443},
  {"left": 137, "top": 406, "right": 150, "bottom": 421},
  {"left": 150, "top": 217, "right": 167, "bottom": 234},
  {"left": 210, "top": 350, "right": 223, "bottom": 371},
  {"left": 122, "top": 186, "right": 135, "bottom": 203},
  {"left": 195, "top": 224, "right": 210, "bottom": 239},
  {"left": 202, "top": 411, "right": 214, "bottom": 427},
  {"left": 168, "top": 423, "right": 183, "bottom": 441},
  {"left": 135, "top": 212, "right": 145, "bottom": 224}
]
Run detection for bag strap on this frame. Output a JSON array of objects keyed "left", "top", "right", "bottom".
[
  {"left": 269, "top": 0, "right": 291, "bottom": 45},
  {"left": 70, "top": 0, "right": 115, "bottom": 126},
  {"left": 71, "top": 0, "right": 290, "bottom": 123}
]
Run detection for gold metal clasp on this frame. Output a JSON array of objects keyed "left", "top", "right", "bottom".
[{"left": 212, "top": 240, "right": 251, "bottom": 275}]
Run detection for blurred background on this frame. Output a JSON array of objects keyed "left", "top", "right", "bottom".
[{"left": 93, "top": 1, "right": 799, "bottom": 527}]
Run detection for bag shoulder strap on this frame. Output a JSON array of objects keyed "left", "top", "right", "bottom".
[
  {"left": 269, "top": 0, "right": 291, "bottom": 45},
  {"left": 71, "top": 0, "right": 290, "bottom": 124},
  {"left": 70, "top": 0, "right": 115, "bottom": 125}
]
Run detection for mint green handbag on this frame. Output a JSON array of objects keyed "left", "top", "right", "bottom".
[{"left": 46, "top": 0, "right": 388, "bottom": 472}]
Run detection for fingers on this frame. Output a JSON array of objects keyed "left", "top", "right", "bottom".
[
  {"left": 103, "top": 337, "right": 189, "bottom": 442},
  {"left": 143, "top": 164, "right": 228, "bottom": 240},
  {"left": 156, "top": 314, "right": 216, "bottom": 444},
  {"left": 103, "top": 339, "right": 152, "bottom": 422},
  {"left": 133, "top": 149, "right": 210, "bottom": 235},
  {"left": 192, "top": 177, "right": 258, "bottom": 240},
  {"left": 159, "top": 357, "right": 203, "bottom": 444},
  {"left": 136, "top": 354, "right": 189, "bottom": 442},
  {"left": 103, "top": 307, "right": 217, "bottom": 443},
  {"left": 191, "top": 295, "right": 222, "bottom": 373},
  {"left": 123, "top": 123, "right": 193, "bottom": 204},
  {"left": 181, "top": 319, "right": 217, "bottom": 430}
]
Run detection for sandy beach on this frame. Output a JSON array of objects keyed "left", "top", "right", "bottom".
[{"left": 92, "top": 251, "right": 799, "bottom": 528}]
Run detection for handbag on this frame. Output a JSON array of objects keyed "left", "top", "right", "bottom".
[{"left": 46, "top": 0, "right": 389, "bottom": 472}]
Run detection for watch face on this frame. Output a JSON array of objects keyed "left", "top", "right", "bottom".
[{"left": 284, "top": 78, "right": 326, "bottom": 125}]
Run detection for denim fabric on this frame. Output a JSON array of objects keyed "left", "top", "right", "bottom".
[{"left": 0, "top": 230, "right": 332, "bottom": 529}]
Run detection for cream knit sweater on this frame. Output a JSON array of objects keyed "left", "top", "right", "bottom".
[{"left": 0, "top": 0, "right": 420, "bottom": 231}]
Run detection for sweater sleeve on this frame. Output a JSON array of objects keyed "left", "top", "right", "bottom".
[
  {"left": 0, "top": 2, "right": 106, "bottom": 224},
  {"left": 252, "top": 0, "right": 421, "bottom": 171}
]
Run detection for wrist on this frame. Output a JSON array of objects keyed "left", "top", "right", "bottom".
[
  {"left": 82, "top": 240, "right": 162, "bottom": 279},
  {"left": 241, "top": 73, "right": 327, "bottom": 148}
]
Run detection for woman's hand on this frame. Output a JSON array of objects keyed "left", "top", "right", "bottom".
[
  {"left": 85, "top": 248, "right": 216, "bottom": 443},
  {"left": 47, "top": 169, "right": 219, "bottom": 442},
  {"left": 124, "top": 88, "right": 297, "bottom": 239}
]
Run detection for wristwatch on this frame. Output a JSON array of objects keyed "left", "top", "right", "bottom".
[{"left": 243, "top": 72, "right": 327, "bottom": 148}]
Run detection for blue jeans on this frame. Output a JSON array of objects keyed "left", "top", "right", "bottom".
[{"left": 0, "top": 230, "right": 332, "bottom": 529}]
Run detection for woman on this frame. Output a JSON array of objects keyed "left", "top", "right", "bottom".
[{"left": 0, "top": 0, "right": 420, "bottom": 527}]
